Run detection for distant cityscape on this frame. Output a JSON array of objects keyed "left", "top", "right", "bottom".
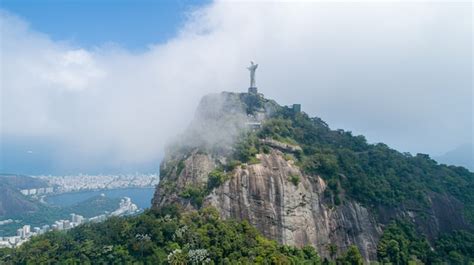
[
  {"left": 0, "top": 174, "right": 157, "bottom": 248},
  {"left": 21, "top": 174, "right": 159, "bottom": 196},
  {"left": 0, "top": 197, "right": 138, "bottom": 248}
]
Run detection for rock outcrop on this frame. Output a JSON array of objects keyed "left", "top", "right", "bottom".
[
  {"left": 206, "top": 150, "right": 381, "bottom": 260},
  {"left": 152, "top": 145, "right": 382, "bottom": 260}
]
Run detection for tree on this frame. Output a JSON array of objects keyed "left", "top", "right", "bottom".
[
  {"left": 339, "top": 245, "right": 363, "bottom": 265},
  {"left": 326, "top": 244, "right": 338, "bottom": 261},
  {"left": 385, "top": 240, "right": 401, "bottom": 265}
]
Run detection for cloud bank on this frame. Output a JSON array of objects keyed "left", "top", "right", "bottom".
[{"left": 0, "top": 2, "right": 472, "bottom": 173}]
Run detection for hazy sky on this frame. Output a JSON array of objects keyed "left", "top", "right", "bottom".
[{"left": 0, "top": 1, "right": 472, "bottom": 174}]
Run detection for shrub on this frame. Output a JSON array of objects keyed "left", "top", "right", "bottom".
[
  {"left": 283, "top": 153, "right": 294, "bottom": 161},
  {"left": 248, "top": 156, "right": 260, "bottom": 165},
  {"left": 176, "top": 160, "right": 185, "bottom": 176},
  {"left": 223, "top": 160, "right": 241, "bottom": 171},
  {"left": 207, "top": 169, "right": 228, "bottom": 191},
  {"left": 180, "top": 186, "right": 205, "bottom": 208},
  {"left": 289, "top": 175, "right": 300, "bottom": 186}
]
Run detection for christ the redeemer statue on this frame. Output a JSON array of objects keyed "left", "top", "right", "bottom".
[{"left": 247, "top": 61, "right": 258, "bottom": 88}]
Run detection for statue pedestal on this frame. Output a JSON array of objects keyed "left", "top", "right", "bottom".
[{"left": 248, "top": 87, "right": 258, "bottom": 94}]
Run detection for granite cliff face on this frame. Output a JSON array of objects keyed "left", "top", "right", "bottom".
[
  {"left": 153, "top": 146, "right": 382, "bottom": 259},
  {"left": 152, "top": 91, "right": 472, "bottom": 261},
  {"left": 207, "top": 150, "right": 382, "bottom": 260}
]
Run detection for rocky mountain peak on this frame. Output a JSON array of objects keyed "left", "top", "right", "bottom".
[{"left": 152, "top": 91, "right": 473, "bottom": 262}]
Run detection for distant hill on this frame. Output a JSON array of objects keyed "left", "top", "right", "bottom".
[
  {"left": 435, "top": 143, "right": 473, "bottom": 171},
  {"left": 67, "top": 195, "right": 121, "bottom": 217},
  {"left": 0, "top": 173, "right": 47, "bottom": 190},
  {"left": 0, "top": 174, "right": 47, "bottom": 217},
  {"left": 0, "top": 194, "right": 121, "bottom": 236}
]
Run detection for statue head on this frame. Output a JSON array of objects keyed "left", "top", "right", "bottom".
[{"left": 248, "top": 61, "right": 258, "bottom": 71}]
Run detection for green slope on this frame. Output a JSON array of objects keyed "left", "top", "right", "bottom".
[{"left": 0, "top": 195, "right": 120, "bottom": 236}]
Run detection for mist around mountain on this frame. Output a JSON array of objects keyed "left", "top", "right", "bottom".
[
  {"left": 1, "top": 91, "right": 473, "bottom": 264},
  {"left": 435, "top": 143, "right": 473, "bottom": 171}
]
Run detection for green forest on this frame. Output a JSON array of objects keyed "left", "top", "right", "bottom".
[
  {"left": 2, "top": 205, "right": 472, "bottom": 264},
  {"left": 256, "top": 106, "right": 473, "bottom": 218},
  {"left": 0, "top": 205, "right": 364, "bottom": 264}
]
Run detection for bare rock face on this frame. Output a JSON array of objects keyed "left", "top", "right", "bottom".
[
  {"left": 152, "top": 146, "right": 382, "bottom": 260},
  {"left": 152, "top": 150, "right": 217, "bottom": 210},
  {"left": 205, "top": 150, "right": 381, "bottom": 260}
]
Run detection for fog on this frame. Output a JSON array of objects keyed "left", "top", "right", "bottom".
[
  {"left": 168, "top": 92, "right": 250, "bottom": 158},
  {"left": 0, "top": 2, "right": 472, "bottom": 174}
]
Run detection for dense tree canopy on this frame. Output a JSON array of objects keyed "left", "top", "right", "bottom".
[
  {"left": 257, "top": 107, "right": 473, "bottom": 220},
  {"left": 0, "top": 206, "right": 323, "bottom": 264}
]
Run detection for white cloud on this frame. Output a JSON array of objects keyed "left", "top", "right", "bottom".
[
  {"left": 0, "top": 2, "right": 471, "bottom": 172},
  {"left": 39, "top": 49, "right": 105, "bottom": 91}
]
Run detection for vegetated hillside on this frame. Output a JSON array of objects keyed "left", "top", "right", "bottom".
[
  {"left": 0, "top": 195, "right": 121, "bottom": 236},
  {"left": 0, "top": 174, "right": 47, "bottom": 217},
  {"left": 67, "top": 195, "right": 121, "bottom": 217},
  {"left": 0, "top": 186, "right": 38, "bottom": 217},
  {"left": 1, "top": 206, "right": 347, "bottom": 264},
  {"left": 0, "top": 174, "right": 47, "bottom": 190},
  {"left": 153, "top": 91, "right": 474, "bottom": 263},
  {"left": 258, "top": 105, "right": 473, "bottom": 228}
]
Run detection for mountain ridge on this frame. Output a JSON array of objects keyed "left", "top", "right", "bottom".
[{"left": 434, "top": 143, "right": 473, "bottom": 171}]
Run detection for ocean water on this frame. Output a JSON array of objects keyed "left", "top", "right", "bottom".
[{"left": 45, "top": 188, "right": 156, "bottom": 209}]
